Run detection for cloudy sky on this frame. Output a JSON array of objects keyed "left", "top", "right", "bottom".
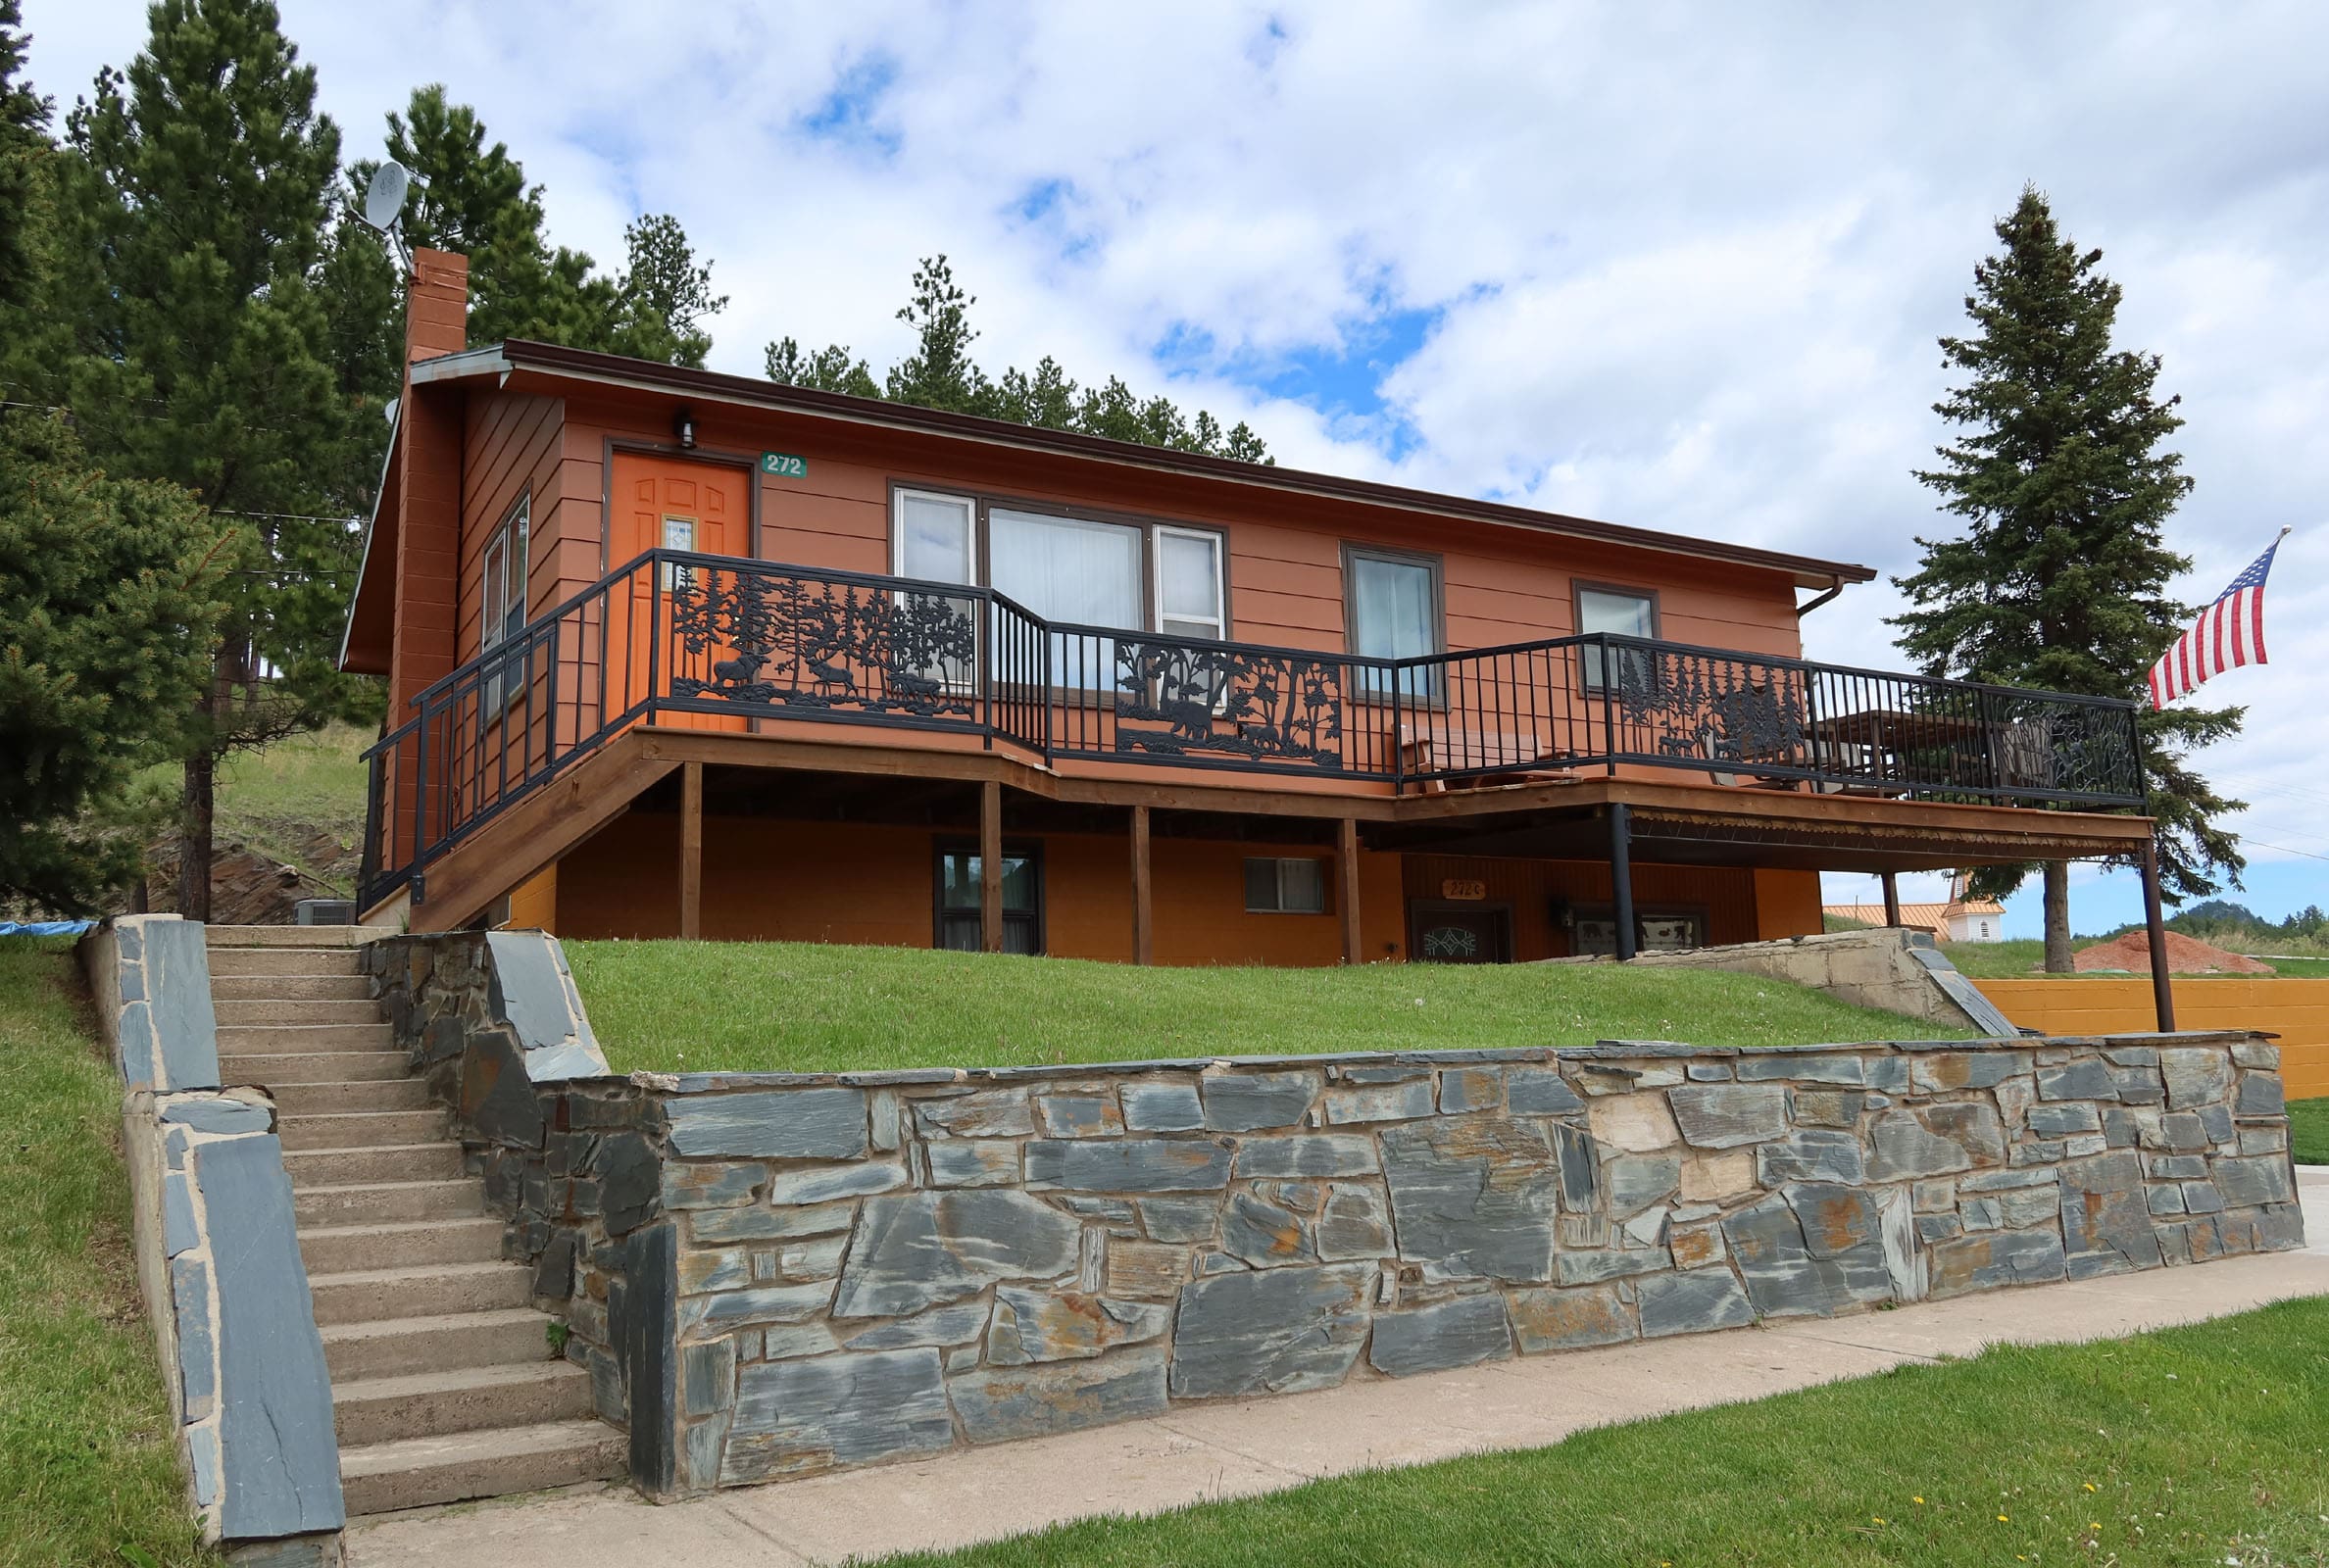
[{"left": 25, "top": 1, "right": 2328, "bottom": 938}]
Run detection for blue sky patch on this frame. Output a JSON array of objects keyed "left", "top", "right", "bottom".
[{"left": 798, "top": 53, "right": 903, "bottom": 159}]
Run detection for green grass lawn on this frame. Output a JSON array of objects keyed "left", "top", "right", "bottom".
[
  {"left": 134, "top": 721, "right": 372, "bottom": 895},
  {"left": 2292, "top": 1097, "right": 2329, "bottom": 1165},
  {"left": 1942, "top": 937, "right": 2329, "bottom": 980},
  {"left": 568, "top": 940, "right": 1973, "bottom": 1075},
  {"left": 875, "top": 1297, "right": 2329, "bottom": 1568},
  {"left": 0, "top": 938, "right": 202, "bottom": 1565}
]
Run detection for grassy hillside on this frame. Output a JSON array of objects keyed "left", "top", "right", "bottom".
[
  {"left": 0, "top": 939, "right": 203, "bottom": 1563},
  {"left": 567, "top": 940, "right": 1974, "bottom": 1075},
  {"left": 1940, "top": 938, "right": 2327, "bottom": 980}
]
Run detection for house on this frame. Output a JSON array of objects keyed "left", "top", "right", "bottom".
[
  {"left": 1826, "top": 874, "right": 2007, "bottom": 943},
  {"left": 340, "top": 249, "right": 2162, "bottom": 972}
]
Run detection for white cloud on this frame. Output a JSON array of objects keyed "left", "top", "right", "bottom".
[{"left": 24, "top": 0, "right": 2328, "bottom": 906}]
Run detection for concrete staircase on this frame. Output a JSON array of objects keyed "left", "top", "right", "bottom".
[{"left": 207, "top": 926, "right": 625, "bottom": 1516}]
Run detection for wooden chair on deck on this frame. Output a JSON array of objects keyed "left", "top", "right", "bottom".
[{"left": 1398, "top": 720, "right": 1579, "bottom": 795}]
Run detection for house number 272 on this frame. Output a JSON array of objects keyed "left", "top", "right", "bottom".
[{"left": 760, "top": 452, "right": 808, "bottom": 478}]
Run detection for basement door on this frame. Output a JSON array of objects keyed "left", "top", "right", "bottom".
[{"left": 608, "top": 453, "right": 749, "bottom": 733}]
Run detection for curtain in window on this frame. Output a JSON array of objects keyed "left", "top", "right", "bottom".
[
  {"left": 1578, "top": 588, "right": 1655, "bottom": 690},
  {"left": 1351, "top": 553, "right": 1435, "bottom": 698},
  {"left": 1158, "top": 530, "right": 1223, "bottom": 639},
  {"left": 900, "top": 494, "right": 972, "bottom": 584},
  {"left": 991, "top": 509, "right": 1142, "bottom": 690}
]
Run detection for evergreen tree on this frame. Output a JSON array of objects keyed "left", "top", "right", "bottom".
[
  {"left": 54, "top": 0, "right": 379, "bottom": 919},
  {"left": 0, "top": 0, "right": 41, "bottom": 306},
  {"left": 0, "top": 410, "right": 228, "bottom": 912},
  {"left": 1893, "top": 187, "right": 2243, "bottom": 970},
  {"left": 607, "top": 213, "right": 726, "bottom": 368},
  {"left": 765, "top": 254, "right": 1272, "bottom": 463}
]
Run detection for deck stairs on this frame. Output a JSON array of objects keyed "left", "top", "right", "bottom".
[{"left": 205, "top": 925, "right": 624, "bottom": 1516}]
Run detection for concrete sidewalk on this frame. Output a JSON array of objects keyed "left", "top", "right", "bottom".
[{"left": 347, "top": 1169, "right": 2329, "bottom": 1568}]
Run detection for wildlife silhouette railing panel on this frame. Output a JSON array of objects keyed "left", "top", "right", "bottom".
[{"left": 358, "top": 551, "right": 2149, "bottom": 908}]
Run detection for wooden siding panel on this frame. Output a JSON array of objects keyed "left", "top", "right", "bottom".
[
  {"left": 1976, "top": 978, "right": 2329, "bottom": 1100},
  {"left": 1398, "top": 855, "right": 1761, "bottom": 961}
]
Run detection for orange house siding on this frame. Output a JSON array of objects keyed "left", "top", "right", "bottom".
[
  {"left": 551, "top": 814, "right": 1407, "bottom": 966},
  {"left": 1977, "top": 978, "right": 2329, "bottom": 1100}
]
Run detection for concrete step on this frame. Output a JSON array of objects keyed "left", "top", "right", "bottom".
[
  {"left": 223, "top": 1051, "right": 409, "bottom": 1086},
  {"left": 206, "top": 925, "right": 372, "bottom": 949},
  {"left": 278, "top": 1109, "right": 449, "bottom": 1152},
  {"left": 309, "top": 1260, "right": 534, "bottom": 1326},
  {"left": 338, "top": 1419, "right": 625, "bottom": 1517},
  {"left": 295, "top": 1178, "right": 483, "bottom": 1228},
  {"left": 322, "top": 1308, "right": 555, "bottom": 1382},
  {"left": 221, "top": 1022, "right": 394, "bottom": 1054},
  {"left": 216, "top": 999, "right": 384, "bottom": 1026},
  {"left": 332, "top": 1360, "right": 598, "bottom": 1448},
  {"left": 211, "top": 972, "right": 373, "bottom": 1002},
  {"left": 301, "top": 1217, "right": 505, "bottom": 1274},
  {"left": 208, "top": 948, "right": 367, "bottom": 978},
  {"left": 283, "top": 1142, "right": 466, "bottom": 1188},
  {"left": 272, "top": 1077, "right": 432, "bottom": 1116}
]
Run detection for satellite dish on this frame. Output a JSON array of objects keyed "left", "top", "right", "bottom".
[{"left": 362, "top": 161, "right": 411, "bottom": 231}]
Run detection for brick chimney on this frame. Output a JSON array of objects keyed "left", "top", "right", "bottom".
[{"left": 405, "top": 247, "right": 470, "bottom": 365}]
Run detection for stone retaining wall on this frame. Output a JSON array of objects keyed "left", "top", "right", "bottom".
[
  {"left": 1614, "top": 927, "right": 2020, "bottom": 1037},
  {"left": 422, "top": 1018, "right": 2300, "bottom": 1496}
]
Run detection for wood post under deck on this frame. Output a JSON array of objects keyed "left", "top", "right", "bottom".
[
  {"left": 2141, "top": 837, "right": 2176, "bottom": 1031},
  {"left": 980, "top": 780, "right": 1005, "bottom": 955},
  {"left": 1338, "top": 817, "right": 1363, "bottom": 964},
  {"left": 678, "top": 760, "right": 703, "bottom": 940},
  {"left": 1130, "top": 804, "right": 1154, "bottom": 966},
  {"left": 1608, "top": 803, "right": 1637, "bottom": 961},
  {"left": 1880, "top": 871, "right": 1903, "bottom": 928}
]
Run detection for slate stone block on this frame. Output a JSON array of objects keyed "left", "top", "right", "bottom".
[
  {"left": 2197, "top": 1103, "right": 2234, "bottom": 1145},
  {"left": 1232, "top": 1135, "right": 1378, "bottom": 1179},
  {"left": 1121, "top": 1082, "right": 1204, "bottom": 1132},
  {"left": 1757, "top": 1129, "right": 1865, "bottom": 1186},
  {"left": 2158, "top": 1048, "right": 2233, "bottom": 1110},
  {"left": 2235, "top": 1073, "right": 2285, "bottom": 1116},
  {"left": 832, "top": 1191, "right": 1082, "bottom": 1317},
  {"left": 1027, "top": 1138, "right": 1234, "bottom": 1193},
  {"left": 1369, "top": 1294, "right": 1513, "bottom": 1377},
  {"left": 1636, "top": 1267, "right": 1756, "bottom": 1337},
  {"left": 193, "top": 1135, "right": 344, "bottom": 1536},
  {"left": 2057, "top": 1151, "right": 2164, "bottom": 1279},
  {"left": 692, "top": 1201, "right": 850, "bottom": 1243},
  {"left": 951, "top": 1347, "right": 1168, "bottom": 1445},
  {"left": 1107, "top": 1239, "right": 1191, "bottom": 1299},
  {"left": 2027, "top": 1103, "right": 2103, "bottom": 1137},
  {"left": 1508, "top": 1284, "right": 1636, "bottom": 1351},
  {"left": 1928, "top": 1228, "right": 2066, "bottom": 1298},
  {"left": 161, "top": 1098, "right": 272, "bottom": 1134},
  {"left": 2215, "top": 1155, "right": 2294, "bottom": 1208},
  {"left": 1666, "top": 1083, "right": 1789, "bottom": 1149},
  {"left": 2101, "top": 1106, "right": 2142, "bottom": 1148},
  {"left": 846, "top": 1301, "right": 991, "bottom": 1349},
  {"left": 1867, "top": 1105, "right": 2003, "bottom": 1182},
  {"left": 668, "top": 1088, "right": 867, "bottom": 1160},
  {"left": 1736, "top": 1053, "right": 1865, "bottom": 1086},
  {"left": 1324, "top": 1079, "right": 1437, "bottom": 1124},
  {"left": 762, "top": 1324, "right": 841, "bottom": 1360},
  {"left": 1201, "top": 1071, "right": 1320, "bottom": 1132},
  {"left": 656, "top": 1158, "right": 760, "bottom": 1212},
  {"left": 1910, "top": 1050, "right": 2032, "bottom": 1093},
  {"left": 722, "top": 1348, "right": 954, "bottom": 1483},
  {"left": 1137, "top": 1197, "right": 1220, "bottom": 1243},
  {"left": 1315, "top": 1184, "right": 1394, "bottom": 1261},
  {"left": 1036, "top": 1093, "right": 1125, "bottom": 1138},
  {"left": 1506, "top": 1067, "right": 1584, "bottom": 1115},
  {"left": 142, "top": 917, "right": 221, "bottom": 1092},
  {"left": 683, "top": 1338, "right": 736, "bottom": 1416},
  {"left": 677, "top": 1281, "right": 835, "bottom": 1334},
  {"left": 2109, "top": 1066, "right": 2166, "bottom": 1105},
  {"left": 2035, "top": 1059, "right": 2118, "bottom": 1102},
  {"left": 2179, "top": 1181, "right": 2225, "bottom": 1215},
  {"left": 1722, "top": 1191, "right": 1891, "bottom": 1318},
  {"left": 767, "top": 1161, "right": 906, "bottom": 1206},
  {"left": 1437, "top": 1066, "right": 1504, "bottom": 1113},
  {"left": 986, "top": 1286, "right": 1171, "bottom": 1365},
  {"left": 1555, "top": 1247, "right": 1670, "bottom": 1285},
  {"left": 1168, "top": 1263, "right": 1372, "bottom": 1397},
  {"left": 678, "top": 1249, "right": 752, "bottom": 1295},
  {"left": 1382, "top": 1115, "right": 1560, "bottom": 1282},
  {"left": 927, "top": 1141, "right": 1020, "bottom": 1188},
  {"left": 1587, "top": 1092, "right": 1679, "bottom": 1152},
  {"left": 1553, "top": 1121, "right": 1600, "bottom": 1209},
  {"left": 1604, "top": 1152, "right": 1681, "bottom": 1217},
  {"left": 459, "top": 1030, "right": 547, "bottom": 1151},
  {"left": 164, "top": 1169, "right": 198, "bottom": 1257},
  {"left": 172, "top": 1253, "right": 216, "bottom": 1420},
  {"left": 1220, "top": 1191, "right": 1318, "bottom": 1268}
]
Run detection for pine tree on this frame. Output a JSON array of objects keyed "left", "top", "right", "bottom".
[
  {"left": 54, "top": 0, "right": 379, "bottom": 919},
  {"left": 1893, "top": 187, "right": 2244, "bottom": 970},
  {"left": 765, "top": 255, "right": 1272, "bottom": 463},
  {"left": 607, "top": 214, "right": 726, "bottom": 368}
]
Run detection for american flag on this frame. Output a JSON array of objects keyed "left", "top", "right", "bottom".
[{"left": 2148, "top": 529, "right": 2287, "bottom": 708}]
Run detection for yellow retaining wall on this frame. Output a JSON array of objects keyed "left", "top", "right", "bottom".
[{"left": 1976, "top": 977, "right": 2329, "bottom": 1101}]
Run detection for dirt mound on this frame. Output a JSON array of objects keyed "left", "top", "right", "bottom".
[{"left": 2073, "top": 929, "right": 2272, "bottom": 976}]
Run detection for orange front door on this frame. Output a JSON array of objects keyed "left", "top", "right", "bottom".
[{"left": 608, "top": 454, "right": 749, "bottom": 732}]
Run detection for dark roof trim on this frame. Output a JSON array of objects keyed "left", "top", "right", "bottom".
[{"left": 434, "top": 339, "right": 1877, "bottom": 589}]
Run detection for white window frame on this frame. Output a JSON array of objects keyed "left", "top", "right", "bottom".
[
  {"left": 1244, "top": 856, "right": 1328, "bottom": 915},
  {"left": 891, "top": 487, "right": 977, "bottom": 587},
  {"left": 481, "top": 493, "right": 529, "bottom": 711},
  {"left": 1153, "top": 524, "right": 1226, "bottom": 643}
]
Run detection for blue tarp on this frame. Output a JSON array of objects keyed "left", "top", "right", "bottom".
[{"left": 0, "top": 920, "right": 95, "bottom": 937}]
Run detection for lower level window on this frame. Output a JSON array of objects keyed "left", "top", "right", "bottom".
[
  {"left": 935, "top": 843, "right": 1043, "bottom": 954},
  {"left": 1572, "top": 908, "right": 1705, "bottom": 956},
  {"left": 1245, "top": 857, "right": 1326, "bottom": 914}
]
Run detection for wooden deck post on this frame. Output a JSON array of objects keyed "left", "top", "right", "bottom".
[
  {"left": 980, "top": 779, "right": 1005, "bottom": 955},
  {"left": 1609, "top": 803, "right": 1637, "bottom": 961},
  {"left": 1338, "top": 817, "right": 1363, "bottom": 965},
  {"left": 1129, "top": 804, "right": 1154, "bottom": 966},
  {"left": 678, "top": 760, "right": 703, "bottom": 940},
  {"left": 1880, "top": 871, "right": 1902, "bottom": 928},
  {"left": 2141, "top": 839, "right": 2176, "bottom": 1031}
]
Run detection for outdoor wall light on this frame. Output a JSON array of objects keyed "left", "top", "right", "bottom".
[
  {"left": 675, "top": 409, "right": 697, "bottom": 449},
  {"left": 1550, "top": 897, "right": 1574, "bottom": 929}
]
